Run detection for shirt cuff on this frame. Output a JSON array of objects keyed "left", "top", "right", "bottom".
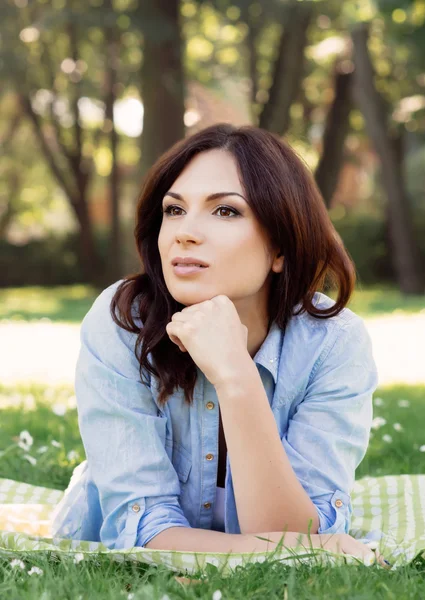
[{"left": 316, "top": 489, "right": 352, "bottom": 535}]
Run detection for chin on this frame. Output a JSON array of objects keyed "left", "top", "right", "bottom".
[{"left": 171, "top": 290, "right": 218, "bottom": 306}]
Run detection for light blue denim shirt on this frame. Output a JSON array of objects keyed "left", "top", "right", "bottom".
[{"left": 50, "top": 279, "right": 379, "bottom": 549}]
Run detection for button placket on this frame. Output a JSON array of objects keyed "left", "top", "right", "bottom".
[{"left": 202, "top": 396, "right": 217, "bottom": 518}]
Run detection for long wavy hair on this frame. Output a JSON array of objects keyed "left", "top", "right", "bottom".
[{"left": 110, "top": 123, "right": 356, "bottom": 407}]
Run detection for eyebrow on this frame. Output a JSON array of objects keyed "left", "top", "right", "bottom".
[{"left": 163, "top": 191, "right": 246, "bottom": 202}]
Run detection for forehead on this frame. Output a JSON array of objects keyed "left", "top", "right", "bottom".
[{"left": 170, "top": 149, "right": 243, "bottom": 192}]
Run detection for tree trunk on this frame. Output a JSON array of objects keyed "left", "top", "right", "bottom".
[
  {"left": 72, "top": 174, "right": 104, "bottom": 285},
  {"left": 351, "top": 23, "right": 424, "bottom": 294},
  {"left": 139, "top": 0, "right": 186, "bottom": 178},
  {"left": 259, "top": 2, "right": 314, "bottom": 135},
  {"left": 19, "top": 93, "right": 104, "bottom": 285},
  {"left": 315, "top": 68, "right": 353, "bottom": 208},
  {"left": 123, "top": 0, "right": 186, "bottom": 275},
  {"left": 104, "top": 18, "right": 122, "bottom": 284}
]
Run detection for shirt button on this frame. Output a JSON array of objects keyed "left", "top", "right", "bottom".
[
  {"left": 132, "top": 503, "right": 141, "bottom": 512},
  {"left": 204, "top": 502, "right": 211, "bottom": 509},
  {"left": 335, "top": 499, "right": 343, "bottom": 508},
  {"left": 206, "top": 401, "right": 215, "bottom": 410},
  {"left": 206, "top": 453, "right": 214, "bottom": 461}
]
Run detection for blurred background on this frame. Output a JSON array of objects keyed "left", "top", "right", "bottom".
[
  {"left": 1, "top": 0, "right": 425, "bottom": 387},
  {"left": 1, "top": 0, "right": 425, "bottom": 293},
  {"left": 0, "top": 4, "right": 425, "bottom": 590}
]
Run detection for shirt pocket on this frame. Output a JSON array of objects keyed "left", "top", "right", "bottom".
[{"left": 165, "top": 439, "right": 192, "bottom": 484}]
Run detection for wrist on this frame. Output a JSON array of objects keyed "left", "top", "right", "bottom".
[{"left": 213, "top": 353, "right": 256, "bottom": 394}]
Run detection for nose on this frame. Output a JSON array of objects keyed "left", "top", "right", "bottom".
[{"left": 174, "top": 217, "right": 204, "bottom": 244}]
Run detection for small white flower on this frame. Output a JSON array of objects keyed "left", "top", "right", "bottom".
[
  {"left": 371, "top": 417, "right": 387, "bottom": 430},
  {"left": 28, "top": 566, "right": 43, "bottom": 576},
  {"left": 22, "top": 454, "right": 37, "bottom": 466},
  {"left": 393, "top": 423, "right": 403, "bottom": 432},
  {"left": 212, "top": 591, "right": 223, "bottom": 600},
  {"left": 159, "top": 595, "right": 170, "bottom": 600},
  {"left": 52, "top": 403, "right": 67, "bottom": 416},
  {"left": 18, "top": 430, "right": 33, "bottom": 451},
  {"left": 67, "top": 450, "right": 79, "bottom": 461},
  {"left": 419, "top": 445, "right": 425, "bottom": 453},
  {"left": 73, "top": 553, "right": 84, "bottom": 564},
  {"left": 37, "top": 446, "right": 49, "bottom": 454},
  {"left": 128, "top": 594, "right": 134, "bottom": 600},
  {"left": 10, "top": 559, "right": 25, "bottom": 569},
  {"left": 373, "top": 397, "right": 384, "bottom": 407},
  {"left": 382, "top": 434, "right": 393, "bottom": 443},
  {"left": 398, "top": 399, "right": 410, "bottom": 408},
  {"left": 51, "top": 440, "right": 62, "bottom": 448}
]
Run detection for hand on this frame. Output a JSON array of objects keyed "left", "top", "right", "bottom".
[
  {"left": 250, "top": 531, "right": 392, "bottom": 569},
  {"left": 309, "top": 533, "right": 391, "bottom": 568},
  {"left": 165, "top": 295, "right": 250, "bottom": 388}
]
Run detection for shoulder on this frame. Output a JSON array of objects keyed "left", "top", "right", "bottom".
[
  {"left": 291, "top": 290, "right": 367, "bottom": 338},
  {"left": 283, "top": 291, "right": 373, "bottom": 379},
  {"left": 83, "top": 279, "right": 126, "bottom": 330},
  {"left": 82, "top": 278, "right": 143, "bottom": 332},
  {"left": 79, "top": 279, "right": 146, "bottom": 374}
]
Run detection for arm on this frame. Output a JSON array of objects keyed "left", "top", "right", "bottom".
[
  {"left": 144, "top": 527, "right": 385, "bottom": 568},
  {"left": 145, "top": 526, "right": 309, "bottom": 553},
  {"left": 75, "top": 284, "right": 191, "bottom": 549},
  {"left": 215, "top": 359, "right": 320, "bottom": 535},
  {"left": 214, "top": 315, "right": 378, "bottom": 536},
  {"left": 281, "top": 315, "right": 378, "bottom": 535}
]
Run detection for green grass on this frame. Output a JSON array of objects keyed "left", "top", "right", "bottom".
[
  {"left": 0, "top": 285, "right": 98, "bottom": 323},
  {"left": 0, "top": 282, "right": 423, "bottom": 323},
  {"left": 329, "top": 283, "right": 425, "bottom": 317},
  {"left": 1, "top": 382, "right": 425, "bottom": 598}
]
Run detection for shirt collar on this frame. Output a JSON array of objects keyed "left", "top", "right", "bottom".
[{"left": 253, "top": 320, "right": 283, "bottom": 385}]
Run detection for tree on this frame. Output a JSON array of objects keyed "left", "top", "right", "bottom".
[{"left": 351, "top": 22, "right": 424, "bottom": 293}]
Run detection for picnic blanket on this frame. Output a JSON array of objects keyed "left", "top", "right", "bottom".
[{"left": 0, "top": 473, "right": 424, "bottom": 575}]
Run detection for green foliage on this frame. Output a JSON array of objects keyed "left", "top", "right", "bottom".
[
  {"left": 331, "top": 208, "right": 425, "bottom": 285},
  {"left": 0, "top": 228, "right": 111, "bottom": 287},
  {"left": 332, "top": 211, "right": 391, "bottom": 284},
  {"left": 0, "top": 235, "right": 82, "bottom": 287}
]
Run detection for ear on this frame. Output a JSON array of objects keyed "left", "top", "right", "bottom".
[{"left": 272, "top": 252, "right": 284, "bottom": 274}]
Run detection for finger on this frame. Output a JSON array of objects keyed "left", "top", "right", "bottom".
[
  {"left": 169, "top": 334, "right": 187, "bottom": 352},
  {"left": 375, "top": 553, "right": 392, "bottom": 570},
  {"left": 364, "top": 541, "right": 392, "bottom": 569},
  {"left": 341, "top": 538, "right": 376, "bottom": 566},
  {"left": 166, "top": 323, "right": 187, "bottom": 352}
]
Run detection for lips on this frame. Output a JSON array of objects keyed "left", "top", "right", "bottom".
[
  {"left": 174, "top": 263, "right": 207, "bottom": 268},
  {"left": 171, "top": 257, "right": 209, "bottom": 267}
]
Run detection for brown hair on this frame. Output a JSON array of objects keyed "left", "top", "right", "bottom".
[{"left": 110, "top": 123, "right": 356, "bottom": 407}]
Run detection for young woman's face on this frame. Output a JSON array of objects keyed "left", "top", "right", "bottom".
[{"left": 158, "top": 149, "right": 283, "bottom": 313}]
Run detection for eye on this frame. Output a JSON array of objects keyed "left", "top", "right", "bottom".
[{"left": 162, "top": 205, "right": 240, "bottom": 218}]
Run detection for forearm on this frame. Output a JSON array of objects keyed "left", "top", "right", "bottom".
[
  {"left": 215, "top": 359, "right": 320, "bottom": 535},
  {"left": 143, "top": 526, "right": 307, "bottom": 553}
]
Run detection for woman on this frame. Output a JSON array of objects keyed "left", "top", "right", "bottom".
[{"left": 50, "top": 123, "right": 390, "bottom": 568}]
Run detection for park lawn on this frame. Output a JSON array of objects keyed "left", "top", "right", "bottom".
[
  {"left": 0, "top": 282, "right": 424, "bottom": 323},
  {"left": 0, "top": 382, "right": 424, "bottom": 598}
]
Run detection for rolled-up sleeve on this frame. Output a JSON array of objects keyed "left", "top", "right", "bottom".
[
  {"left": 281, "top": 315, "right": 379, "bottom": 535},
  {"left": 75, "top": 284, "right": 191, "bottom": 550}
]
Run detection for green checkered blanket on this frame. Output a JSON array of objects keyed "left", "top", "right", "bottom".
[{"left": 0, "top": 474, "right": 424, "bottom": 575}]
